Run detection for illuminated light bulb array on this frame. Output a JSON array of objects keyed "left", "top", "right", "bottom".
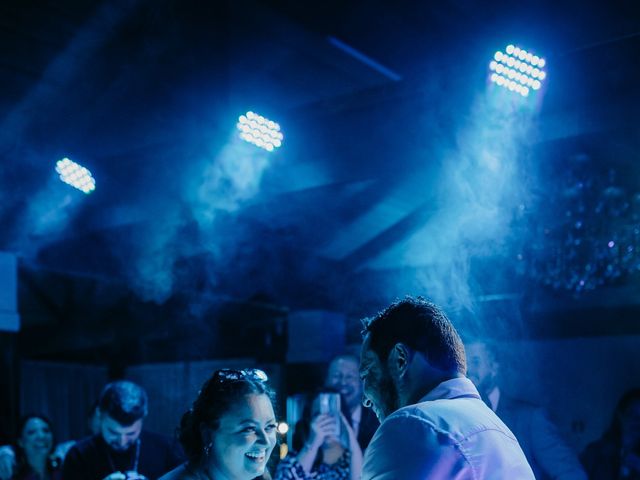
[
  {"left": 55, "top": 157, "right": 96, "bottom": 194},
  {"left": 489, "top": 44, "right": 547, "bottom": 97},
  {"left": 236, "top": 111, "right": 283, "bottom": 152}
]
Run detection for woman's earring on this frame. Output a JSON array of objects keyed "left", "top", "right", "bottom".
[{"left": 204, "top": 442, "right": 213, "bottom": 457}]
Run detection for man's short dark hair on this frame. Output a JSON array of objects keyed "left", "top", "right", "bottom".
[
  {"left": 99, "top": 380, "right": 148, "bottom": 426},
  {"left": 362, "top": 297, "right": 467, "bottom": 375}
]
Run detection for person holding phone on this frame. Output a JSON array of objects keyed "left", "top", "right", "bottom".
[
  {"left": 274, "top": 390, "right": 363, "bottom": 480},
  {"left": 324, "top": 355, "right": 378, "bottom": 451}
]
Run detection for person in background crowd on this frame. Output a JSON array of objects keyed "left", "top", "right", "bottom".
[
  {"left": 3, "top": 415, "right": 61, "bottom": 480},
  {"left": 324, "top": 355, "right": 378, "bottom": 451},
  {"left": 0, "top": 400, "right": 105, "bottom": 479},
  {"left": 274, "top": 388, "right": 363, "bottom": 480},
  {"left": 581, "top": 389, "right": 640, "bottom": 480},
  {"left": 62, "top": 380, "right": 182, "bottom": 480},
  {"left": 159, "top": 368, "right": 277, "bottom": 480},
  {"left": 466, "top": 340, "right": 587, "bottom": 480},
  {"left": 359, "top": 297, "right": 534, "bottom": 479}
]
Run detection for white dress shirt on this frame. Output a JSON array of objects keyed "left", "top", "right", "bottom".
[
  {"left": 362, "top": 377, "right": 535, "bottom": 479},
  {"left": 351, "top": 403, "right": 362, "bottom": 437},
  {"left": 487, "top": 385, "right": 501, "bottom": 412}
]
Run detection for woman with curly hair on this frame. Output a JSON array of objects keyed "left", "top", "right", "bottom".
[
  {"left": 11, "top": 415, "right": 61, "bottom": 480},
  {"left": 160, "top": 369, "right": 277, "bottom": 480}
]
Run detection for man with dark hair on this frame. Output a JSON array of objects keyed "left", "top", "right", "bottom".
[
  {"left": 466, "top": 340, "right": 587, "bottom": 480},
  {"left": 359, "top": 297, "right": 535, "bottom": 479},
  {"left": 62, "top": 380, "right": 182, "bottom": 480},
  {"left": 325, "top": 354, "right": 378, "bottom": 450}
]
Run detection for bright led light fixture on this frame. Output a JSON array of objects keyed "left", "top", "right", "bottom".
[
  {"left": 55, "top": 158, "right": 95, "bottom": 194},
  {"left": 489, "top": 44, "right": 547, "bottom": 97},
  {"left": 236, "top": 111, "right": 283, "bottom": 152}
]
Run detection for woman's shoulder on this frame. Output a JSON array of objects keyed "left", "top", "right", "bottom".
[{"left": 158, "top": 463, "right": 199, "bottom": 480}]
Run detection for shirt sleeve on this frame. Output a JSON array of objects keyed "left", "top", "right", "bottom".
[
  {"left": 362, "top": 412, "right": 469, "bottom": 480},
  {"left": 529, "top": 408, "right": 587, "bottom": 480}
]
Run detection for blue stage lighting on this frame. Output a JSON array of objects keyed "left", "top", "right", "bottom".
[
  {"left": 488, "top": 44, "right": 547, "bottom": 97},
  {"left": 236, "top": 111, "right": 283, "bottom": 152},
  {"left": 55, "top": 158, "right": 95, "bottom": 194}
]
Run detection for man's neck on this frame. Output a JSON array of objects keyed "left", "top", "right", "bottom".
[{"left": 405, "top": 372, "right": 461, "bottom": 407}]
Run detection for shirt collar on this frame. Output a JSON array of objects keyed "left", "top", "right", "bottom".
[
  {"left": 487, "top": 386, "right": 501, "bottom": 411},
  {"left": 352, "top": 403, "right": 362, "bottom": 423},
  {"left": 419, "top": 376, "right": 481, "bottom": 403}
]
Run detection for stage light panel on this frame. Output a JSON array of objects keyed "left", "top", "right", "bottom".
[
  {"left": 236, "top": 111, "right": 283, "bottom": 152},
  {"left": 55, "top": 158, "right": 95, "bottom": 194},
  {"left": 488, "top": 44, "right": 547, "bottom": 97}
]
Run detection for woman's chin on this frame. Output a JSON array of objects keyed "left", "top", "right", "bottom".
[{"left": 243, "top": 456, "right": 267, "bottom": 475}]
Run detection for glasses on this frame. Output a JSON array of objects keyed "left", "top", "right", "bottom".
[{"left": 214, "top": 368, "right": 269, "bottom": 384}]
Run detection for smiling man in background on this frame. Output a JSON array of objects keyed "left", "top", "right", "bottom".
[
  {"left": 466, "top": 340, "right": 587, "bottom": 480},
  {"left": 325, "top": 354, "right": 379, "bottom": 450}
]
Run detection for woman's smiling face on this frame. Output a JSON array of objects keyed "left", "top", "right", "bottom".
[
  {"left": 207, "top": 393, "right": 277, "bottom": 480},
  {"left": 19, "top": 417, "right": 53, "bottom": 458}
]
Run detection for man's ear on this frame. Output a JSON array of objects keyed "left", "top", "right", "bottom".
[{"left": 388, "top": 343, "right": 411, "bottom": 378}]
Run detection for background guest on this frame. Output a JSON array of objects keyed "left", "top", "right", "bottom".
[
  {"left": 581, "top": 389, "right": 640, "bottom": 480},
  {"left": 324, "top": 355, "right": 378, "bottom": 451},
  {"left": 9, "top": 415, "right": 61, "bottom": 480},
  {"left": 274, "top": 389, "right": 362, "bottom": 480},
  {"left": 62, "top": 380, "right": 182, "bottom": 480},
  {"left": 466, "top": 340, "right": 587, "bottom": 480}
]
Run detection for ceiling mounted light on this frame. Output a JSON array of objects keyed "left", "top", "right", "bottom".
[
  {"left": 55, "top": 158, "right": 96, "bottom": 194},
  {"left": 236, "top": 111, "right": 283, "bottom": 152},
  {"left": 489, "top": 44, "right": 547, "bottom": 97}
]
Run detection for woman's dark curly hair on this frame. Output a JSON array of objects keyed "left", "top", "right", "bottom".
[{"left": 178, "top": 369, "right": 275, "bottom": 463}]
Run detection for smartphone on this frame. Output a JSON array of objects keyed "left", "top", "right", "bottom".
[
  {"left": 313, "top": 393, "right": 341, "bottom": 439},
  {"left": 317, "top": 393, "right": 341, "bottom": 416}
]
